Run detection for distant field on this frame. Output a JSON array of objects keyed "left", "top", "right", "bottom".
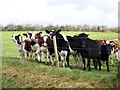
[{"left": 1, "top": 31, "right": 119, "bottom": 88}]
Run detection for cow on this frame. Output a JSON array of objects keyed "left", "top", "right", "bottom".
[
  {"left": 66, "top": 35, "right": 83, "bottom": 68},
  {"left": 105, "top": 39, "right": 119, "bottom": 64},
  {"left": 100, "top": 44, "right": 112, "bottom": 71},
  {"left": 22, "top": 32, "right": 42, "bottom": 62},
  {"left": 45, "top": 29, "right": 70, "bottom": 67},
  {"left": 74, "top": 33, "right": 101, "bottom": 71},
  {"left": 27, "top": 31, "right": 51, "bottom": 63},
  {"left": 11, "top": 34, "right": 32, "bottom": 59},
  {"left": 45, "top": 29, "right": 84, "bottom": 68},
  {"left": 76, "top": 33, "right": 112, "bottom": 72}
]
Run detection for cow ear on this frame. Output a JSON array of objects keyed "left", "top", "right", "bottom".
[
  {"left": 23, "top": 33, "right": 27, "bottom": 36},
  {"left": 87, "top": 34, "right": 89, "bottom": 37},
  {"left": 45, "top": 30, "right": 50, "bottom": 34},
  {"left": 58, "top": 29, "right": 61, "bottom": 33},
  {"left": 18, "top": 34, "right": 21, "bottom": 37},
  {"left": 39, "top": 32, "right": 42, "bottom": 34}
]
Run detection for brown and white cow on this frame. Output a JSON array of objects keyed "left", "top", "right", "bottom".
[{"left": 25, "top": 31, "right": 50, "bottom": 63}]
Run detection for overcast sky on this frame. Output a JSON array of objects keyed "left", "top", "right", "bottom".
[{"left": 0, "top": 0, "right": 119, "bottom": 27}]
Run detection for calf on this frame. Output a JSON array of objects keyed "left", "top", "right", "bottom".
[
  {"left": 30, "top": 32, "right": 50, "bottom": 63},
  {"left": 12, "top": 34, "right": 31, "bottom": 59},
  {"left": 105, "top": 39, "right": 119, "bottom": 64},
  {"left": 74, "top": 33, "right": 101, "bottom": 71},
  {"left": 46, "top": 29, "right": 83, "bottom": 68},
  {"left": 45, "top": 29, "right": 70, "bottom": 67},
  {"left": 66, "top": 35, "right": 83, "bottom": 68},
  {"left": 76, "top": 33, "right": 112, "bottom": 72},
  {"left": 23, "top": 32, "right": 42, "bottom": 62},
  {"left": 100, "top": 44, "right": 112, "bottom": 71}
]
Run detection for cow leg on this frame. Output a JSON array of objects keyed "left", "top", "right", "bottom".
[
  {"left": 97, "top": 60, "right": 101, "bottom": 71},
  {"left": 51, "top": 56, "right": 55, "bottom": 65},
  {"left": 63, "top": 59, "right": 66, "bottom": 67},
  {"left": 78, "top": 53, "right": 83, "bottom": 69},
  {"left": 26, "top": 51, "right": 29, "bottom": 59},
  {"left": 66, "top": 52, "right": 70, "bottom": 67},
  {"left": 48, "top": 52, "right": 51, "bottom": 64},
  {"left": 29, "top": 51, "right": 33, "bottom": 60},
  {"left": 88, "top": 59, "right": 91, "bottom": 71},
  {"left": 39, "top": 51, "right": 42, "bottom": 62},
  {"left": 35, "top": 47, "right": 41, "bottom": 62},
  {"left": 44, "top": 51, "right": 47, "bottom": 62},
  {"left": 93, "top": 59, "right": 97, "bottom": 69},
  {"left": 83, "top": 58, "right": 86, "bottom": 70},
  {"left": 106, "top": 60, "right": 110, "bottom": 72},
  {"left": 19, "top": 51, "right": 25, "bottom": 60},
  {"left": 19, "top": 52, "right": 22, "bottom": 60}
]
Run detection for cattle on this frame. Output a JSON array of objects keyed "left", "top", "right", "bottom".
[
  {"left": 74, "top": 33, "right": 101, "bottom": 71},
  {"left": 100, "top": 44, "right": 112, "bottom": 71},
  {"left": 105, "top": 39, "right": 119, "bottom": 64},
  {"left": 74, "top": 33, "right": 112, "bottom": 72},
  {"left": 12, "top": 34, "right": 32, "bottom": 59},
  {"left": 66, "top": 35, "right": 83, "bottom": 68},
  {"left": 22, "top": 32, "right": 42, "bottom": 62},
  {"left": 45, "top": 29, "right": 70, "bottom": 67},
  {"left": 45, "top": 29, "right": 84, "bottom": 68},
  {"left": 27, "top": 31, "right": 51, "bottom": 63}
]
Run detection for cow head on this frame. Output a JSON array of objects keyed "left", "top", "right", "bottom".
[
  {"left": 102, "top": 44, "right": 112, "bottom": 55},
  {"left": 23, "top": 32, "right": 32, "bottom": 41},
  {"left": 75, "top": 33, "right": 89, "bottom": 48},
  {"left": 12, "top": 34, "right": 21, "bottom": 44},
  {"left": 30, "top": 32, "right": 42, "bottom": 40}
]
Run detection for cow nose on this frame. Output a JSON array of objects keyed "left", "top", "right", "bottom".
[{"left": 43, "top": 43, "right": 47, "bottom": 47}]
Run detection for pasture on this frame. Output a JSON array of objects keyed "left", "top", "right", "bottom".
[{"left": 1, "top": 31, "right": 119, "bottom": 88}]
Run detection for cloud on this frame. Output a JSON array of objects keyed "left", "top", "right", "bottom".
[{"left": 0, "top": 0, "right": 119, "bottom": 27}]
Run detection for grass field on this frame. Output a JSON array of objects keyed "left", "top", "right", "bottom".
[{"left": 1, "top": 31, "right": 119, "bottom": 88}]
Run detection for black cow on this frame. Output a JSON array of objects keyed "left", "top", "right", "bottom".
[
  {"left": 76, "top": 33, "right": 112, "bottom": 72},
  {"left": 93, "top": 44, "right": 112, "bottom": 72},
  {"left": 46, "top": 30, "right": 84, "bottom": 68},
  {"left": 74, "top": 33, "right": 101, "bottom": 71},
  {"left": 100, "top": 44, "right": 112, "bottom": 71}
]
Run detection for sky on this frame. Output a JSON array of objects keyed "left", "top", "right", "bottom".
[{"left": 0, "top": 0, "right": 119, "bottom": 27}]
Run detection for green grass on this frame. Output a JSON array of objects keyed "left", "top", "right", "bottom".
[{"left": 1, "top": 31, "right": 119, "bottom": 88}]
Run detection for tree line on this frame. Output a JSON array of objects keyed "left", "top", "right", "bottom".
[{"left": 0, "top": 24, "right": 118, "bottom": 32}]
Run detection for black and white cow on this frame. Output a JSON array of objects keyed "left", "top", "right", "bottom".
[
  {"left": 45, "top": 29, "right": 84, "bottom": 68},
  {"left": 12, "top": 34, "right": 32, "bottom": 59}
]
